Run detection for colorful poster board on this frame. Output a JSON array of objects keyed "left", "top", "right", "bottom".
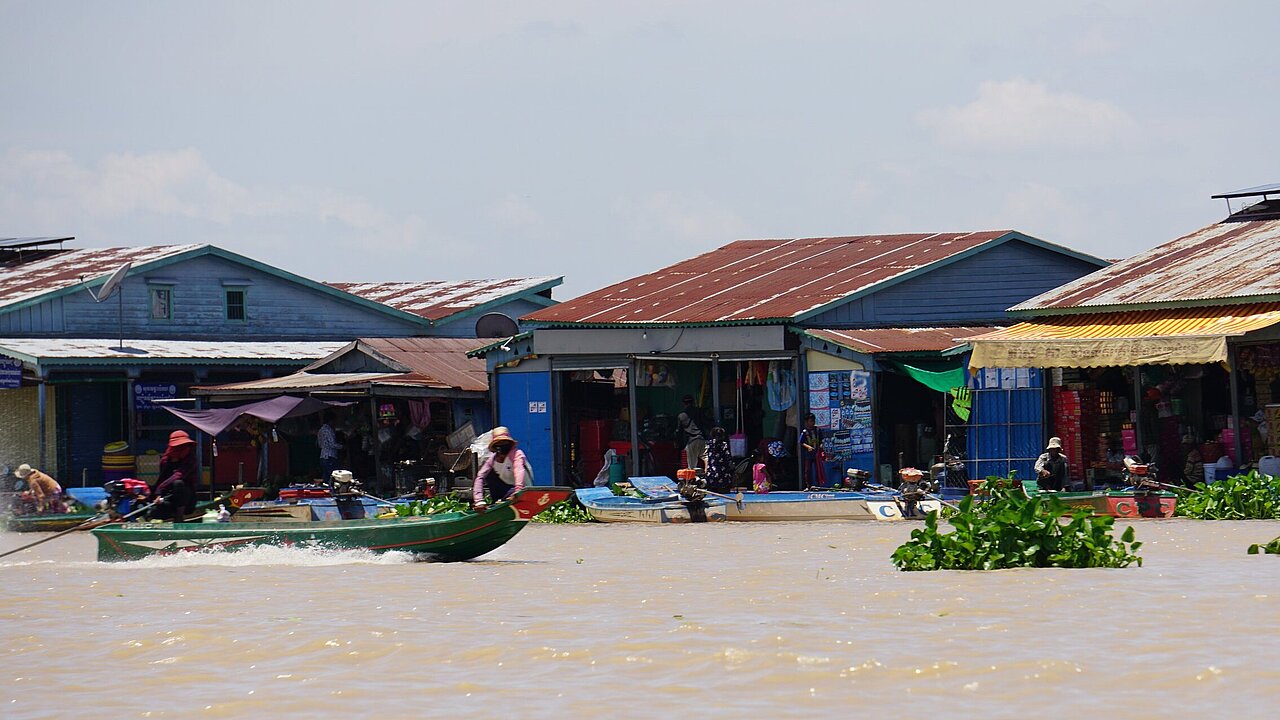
[{"left": 807, "top": 370, "right": 874, "bottom": 481}]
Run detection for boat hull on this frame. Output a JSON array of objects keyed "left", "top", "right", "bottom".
[
  {"left": 1023, "top": 487, "right": 1177, "bottom": 518},
  {"left": 575, "top": 488, "right": 726, "bottom": 523},
  {"left": 90, "top": 486, "right": 571, "bottom": 561}
]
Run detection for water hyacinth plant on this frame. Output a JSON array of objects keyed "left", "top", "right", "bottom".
[
  {"left": 1175, "top": 470, "right": 1280, "bottom": 519},
  {"left": 531, "top": 498, "right": 594, "bottom": 523},
  {"left": 1247, "top": 537, "right": 1280, "bottom": 555},
  {"left": 891, "top": 475, "right": 1143, "bottom": 571}
]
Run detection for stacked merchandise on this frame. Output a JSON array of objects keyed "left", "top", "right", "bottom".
[
  {"left": 1052, "top": 387, "right": 1091, "bottom": 483},
  {"left": 102, "top": 441, "right": 136, "bottom": 484}
]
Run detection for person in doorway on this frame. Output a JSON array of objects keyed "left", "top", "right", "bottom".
[
  {"left": 1035, "top": 437, "right": 1069, "bottom": 491},
  {"left": 800, "top": 413, "right": 826, "bottom": 488},
  {"left": 317, "top": 411, "right": 343, "bottom": 483},
  {"left": 701, "top": 426, "right": 735, "bottom": 493},
  {"left": 15, "top": 463, "right": 65, "bottom": 513},
  {"left": 676, "top": 394, "right": 706, "bottom": 470},
  {"left": 472, "top": 427, "right": 528, "bottom": 512},
  {"left": 1181, "top": 434, "right": 1205, "bottom": 487},
  {"left": 151, "top": 430, "right": 199, "bottom": 521}
]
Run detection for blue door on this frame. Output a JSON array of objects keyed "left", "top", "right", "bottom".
[{"left": 496, "top": 371, "right": 554, "bottom": 486}]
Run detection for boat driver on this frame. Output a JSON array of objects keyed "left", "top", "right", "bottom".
[{"left": 1035, "top": 437, "right": 1069, "bottom": 491}]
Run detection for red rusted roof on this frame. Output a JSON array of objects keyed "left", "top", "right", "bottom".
[
  {"left": 1013, "top": 219, "right": 1280, "bottom": 313},
  {"left": 804, "top": 326, "right": 1004, "bottom": 354},
  {"left": 0, "top": 245, "right": 202, "bottom": 310},
  {"left": 525, "top": 232, "right": 1017, "bottom": 325},
  {"left": 347, "top": 337, "right": 488, "bottom": 392},
  {"left": 326, "top": 277, "right": 560, "bottom": 322}
]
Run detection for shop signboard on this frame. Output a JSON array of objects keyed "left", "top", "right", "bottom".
[
  {"left": 134, "top": 382, "right": 179, "bottom": 410},
  {"left": 808, "top": 369, "right": 874, "bottom": 477},
  {"left": 0, "top": 358, "right": 21, "bottom": 389}
]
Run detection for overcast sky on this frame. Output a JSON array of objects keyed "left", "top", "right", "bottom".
[{"left": 3, "top": 1, "right": 1277, "bottom": 300}]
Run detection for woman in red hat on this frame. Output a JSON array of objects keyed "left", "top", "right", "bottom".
[
  {"left": 471, "top": 427, "right": 529, "bottom": 512},
  {"left": 150, "top": 430, "right": 199, "bottom": 521}
]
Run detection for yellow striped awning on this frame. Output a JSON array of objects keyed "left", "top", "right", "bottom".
[{"left": 968, "top": 303, "right": 1280, "bottom": 369}]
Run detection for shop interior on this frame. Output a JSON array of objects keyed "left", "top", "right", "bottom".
[
  {"left": 876, "top": 370, "right": 945, "bottom": 479},
  {"left": 559, "top": 359, "right": 799, "bottom": 488}
]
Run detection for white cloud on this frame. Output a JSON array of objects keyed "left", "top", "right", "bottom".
[
  {"left": 612, "top": 191, "right": 748, "bottom": 242},
  {"left": 917, "top": 79, "right": 1136, "bottom": 152}
]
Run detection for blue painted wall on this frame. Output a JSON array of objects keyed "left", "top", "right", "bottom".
[
  {"left": 495, "top": 371, "right": 554, "bottom": 485},
  {"left": 803, "top": 240, "right": 1102, "bottom": 327},
  {"left": 1, "top": 254, "right": 427, "bottom": 340}
]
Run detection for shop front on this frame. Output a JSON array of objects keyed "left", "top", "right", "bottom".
[{"left": 969, "top": 305, "right": 1280, "bottom": 487}]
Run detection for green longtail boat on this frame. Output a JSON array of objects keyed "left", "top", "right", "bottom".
[{"left": 91, "top": 486, "right": 573, "bottom": 562}]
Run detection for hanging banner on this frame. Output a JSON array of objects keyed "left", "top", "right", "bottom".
[
  {"left": 808, "top": 369, "right": 874, "bottom": 482},
  {"left": 0, "top": 358, "right": 21, "bottom": 389}
]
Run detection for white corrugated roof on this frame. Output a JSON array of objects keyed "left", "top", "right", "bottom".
[{"left": 0, "top": 338, "right": 344, "bottom": 363}]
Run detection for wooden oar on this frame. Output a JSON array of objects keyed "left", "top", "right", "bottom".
[{"left": 0, "top": 500, "right": 158, "bottom": 560}]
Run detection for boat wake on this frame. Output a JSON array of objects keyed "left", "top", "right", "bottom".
[{"left": 103, "top": 544, "right": 423, "bottom": 569}]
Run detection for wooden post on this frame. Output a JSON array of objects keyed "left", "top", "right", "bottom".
[
  {"left": 628, "top": 358, "right": 639, "bottom": 478},
  {"left": 1229, "top": 344, "right": 1243, "bottom": 465}
]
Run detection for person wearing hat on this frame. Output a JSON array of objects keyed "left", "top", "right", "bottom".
[
  {"left": 472, "top": 427, "right": 530, "bottom": 512},
  {"left": 676, "top": 394, "right": 707, "bottom": 471},
  {"left": 15, "top": 463, "right": 65, "bottom": 513},
  {"left": 151, "top": 430, "right": 199, "bottom": 521},
  {"left": 1034, "top": 437, "right": 1068, "bottom": 491}
]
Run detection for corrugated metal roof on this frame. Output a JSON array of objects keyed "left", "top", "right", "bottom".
[
  {"left": 199, "top": 371, "right": 402, "bottom": 393},
  {"left": 351, "top": 337, "right": 488, "bottom": 392},
  {"left": 1012, "top": 219, "right": 1280, "bottom": 313},
  {"left": 525, "top": 232, "right": 1017, "bottom": 325},
  {"left": 0, "top": 338, "right": 343, "bottom": 364},
  {"left": 326, "top": 277, "right": 559, "bottom": 322},
  {"left": 0, "top": 245, "right": 202, "bottom": 311},
  {"left": 804, "top": 326, "right": 1004, "bottom": 354},
  {"left": 968, "top": 303, "right": 1280, "bottom": 341}
]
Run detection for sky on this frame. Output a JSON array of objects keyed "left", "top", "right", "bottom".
[{"left": 2, "top": 1, "right": 1277, "bottom": 301}]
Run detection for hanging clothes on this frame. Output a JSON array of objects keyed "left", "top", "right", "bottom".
[
  {"left": 408, "top": 399, "right": 433, "bottom": 428},
  {"left": 767, "top": 361, "right": 795, "bottom": 411}
]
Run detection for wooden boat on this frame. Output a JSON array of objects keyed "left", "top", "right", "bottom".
[
  {"left": 90, "top": 486, "right": 572, "bottom": 561},
  {"left": 626, "top": 477, "right": 941, "bottom": 522},
  {"left": 1021, "top": 480, "right": 1176, "bottom": 518},
  {"left": 574, "top": 487, "right": 727, "bottom": 523},
  {"left": 3, "top": 487, "right": 263, "bottom": 533}
]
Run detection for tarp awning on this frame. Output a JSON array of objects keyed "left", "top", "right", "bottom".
[
  {"left": 164, "top": 396, "right": 352, "bottom": 436},
  {"left": 880, "top": 357, "right": 966, "bottom": 394},
  {"left": 967, "top": 304, "right": 1280, "bottom": 369}
]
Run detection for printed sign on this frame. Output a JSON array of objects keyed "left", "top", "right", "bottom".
[
  {"left": 134, "top": 382, "right": 178, "bottom": 410},
  {"left": 0, "top": 358, "right": 21, "bottom": 389},
  {"left": 528, "top": 401, "right": 547, "bottom": 414}
]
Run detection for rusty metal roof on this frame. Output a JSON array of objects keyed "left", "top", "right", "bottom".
[
  {"left": 524, "top": 231, "right": 1053, "bottom": 326},
  {"left": 1012, "top": 219, "right": 1280, "bottom": 314},
  {"left": 326, "top": 277, "right": 560, "bottom": 322},
  {"left": 804, "top": 326, "right": 1004, "bottom": 354},
  {"left": 0, "top": 338, "right": 343, "bottom": 367},
  {"left": 0, "top": 245, "right": 202, "bottom": 311},
  {"left": 307, "top": 337, "right": 489, "bottom": 392}
]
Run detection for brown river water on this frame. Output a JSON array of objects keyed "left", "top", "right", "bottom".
[{"left": 3, "top": 519, "right": 1280, "bottom": 719}]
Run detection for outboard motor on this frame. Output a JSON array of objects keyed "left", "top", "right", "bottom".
[
  {"left": 1122, "top": 456, "right": 1159, "bottom": 492},
  {"left": 100, "top": 478, "right": 151, "bottom": 518}
]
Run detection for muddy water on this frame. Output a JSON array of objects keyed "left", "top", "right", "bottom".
[{"left": 3, "top": 519, "right": 1280, "bottom": 719}]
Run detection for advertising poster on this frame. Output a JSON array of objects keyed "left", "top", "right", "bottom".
[{"left": 808, "top": 370, "right": 875, "bottom": 481}]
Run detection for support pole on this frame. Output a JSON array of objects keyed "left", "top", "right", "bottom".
[
  {"left": 1133, "top": 367, "right": 1144, "bottom": 457},
  {"left": 37, "top": 377, "right": 47, "bottom": 471},
  {"left": 628, "top": 358, "right": 639, "bottom": 478},
  {"left": 711, "top": 355, "right": 721, "bottom": 426},
  {"left": 1229, "top": 345, "right": 1243, "bottom": 466}
]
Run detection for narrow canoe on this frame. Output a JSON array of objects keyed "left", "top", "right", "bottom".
[
  {"left": 91, "top": 486, "right": 572, "bottom": 561},
  {"left": 1021, "top": 480, "right": 1176, "bottom": 518},
  {"left": 574, "top": 487, "right": 727, "bottom": 523},
  {"left": 724, "top": 490, "right": 942, "bottom": 521}
]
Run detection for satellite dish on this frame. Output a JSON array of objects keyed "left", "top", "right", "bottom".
[
  {"left": 87, "top": 262, "right": 132, "bottom": 303},
  {"left": 474, "top": 312, "right": 519, "bottom": 339}
]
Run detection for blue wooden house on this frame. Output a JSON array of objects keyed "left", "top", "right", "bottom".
[
  {"left": 0, "top": 239, "right": 560, "bottom": 486},
  {"left": 472, "top": 231, "right": 1107, "bottom": 487}
]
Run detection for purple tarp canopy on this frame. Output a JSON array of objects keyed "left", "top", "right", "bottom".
[{"left": 163, "top": 396, "right": 352, "bottom": 437}]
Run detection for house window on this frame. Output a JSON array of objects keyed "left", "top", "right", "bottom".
[
  {"left": 225, "top": 288, "right": 246, "bottom": 321},
  {"left": 149, "top": 288, "right": 172, "bottom": 320}
]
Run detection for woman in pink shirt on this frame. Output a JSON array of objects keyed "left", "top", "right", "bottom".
[{"left": 472, "top": 427, "right": 529, "bottom": 511}]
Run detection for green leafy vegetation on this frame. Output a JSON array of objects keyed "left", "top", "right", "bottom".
[
  {"left": 1247, "top": 537, "right": 1280, "bottom": 555},
  {"left": 1175, "top": 470, "right": 1280, "bottom": 519},
  {"left": 395, "top": 494, "right": 471, "bottom": 517},
  {"left": 531, "top": 498, "right": 594, "bottom": 524},
  {"left": 891, "top": 476, "right": 1143, "bottom": 571}
]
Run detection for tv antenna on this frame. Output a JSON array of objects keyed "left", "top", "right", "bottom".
[{"left": 83, "top": 262, "right": 132, "bottom": 350}]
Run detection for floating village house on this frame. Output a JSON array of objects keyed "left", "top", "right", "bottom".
[
  {"left": 968, "top": 184, "right": 1280, "bottom": 486},
  {"left": 472, "top": 232, "right": 1107, "bottom": 487},
  {"left": 0, "top": 237, "right": 559, "bottom": 490}
]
